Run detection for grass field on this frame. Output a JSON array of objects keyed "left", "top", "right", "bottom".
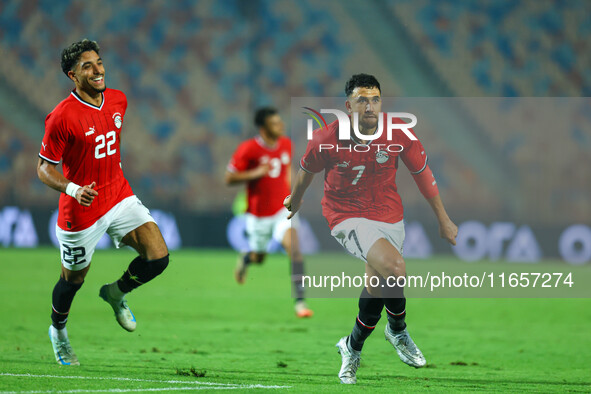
[{"left": 1, "top": 248, "right": 590, "bottom": 392}]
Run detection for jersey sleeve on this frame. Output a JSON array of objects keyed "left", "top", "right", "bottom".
[
  {"left": 299, "top": 131, "right": 326, "bottom": 173},
  {"left": 39, "top": 112, "right": 68, "bottom": 164},
  {"left": 400, "top": 129, "right": 428, "bottom": 174},
  {"left": 227, "top": 142, "right": 251, "bottom": 173}
]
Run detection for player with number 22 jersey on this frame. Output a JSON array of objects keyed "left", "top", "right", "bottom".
[
  {"left": 40, "top": 88, "right": 132, "bottom": 231},
  {"left": 38, "top": 39, "right": 169, "bottom": 367}
]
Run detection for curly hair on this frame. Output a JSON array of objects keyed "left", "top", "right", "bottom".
[
  {"left": 344, "top": 73, "right": 381, "bottom": 96},
  {"left": 60, "top": 39, "right": 100, "bottom": 76}
]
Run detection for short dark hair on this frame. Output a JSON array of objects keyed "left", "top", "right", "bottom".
[
  {"left": 254, "top": 107, "right": 278, "bottom": 128},
  {"left": 345, "top": 73, "right": 381, "bottom": 96},
  {"left": 61, "top": 39, "right": 100, "bottom": 76}
]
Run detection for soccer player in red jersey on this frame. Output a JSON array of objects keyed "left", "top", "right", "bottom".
[
  {"left": 225, "top": 107, "right": 313, "bottom": 318},
  {"left": 37, "top": 39, "right": 169, "bottom": 366},
  {"left": 284, "top": 74, "right": 458, "bottom": 384}
]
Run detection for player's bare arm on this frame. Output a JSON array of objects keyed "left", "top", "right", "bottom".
[
  {"left": 224, "top": 163, "right": 270, "bottom": 186},
  {"left": 37, "top": 157, "right": 98, "bottom": 207},
  {"left": 284, "top": 168, "right": 315, "bottom": 219},
  {"left": 409, "top": 163, "right": 457, "bottom": 245},
  {"left": 426, "top": 194, "right": 458, "bottom": 245}
]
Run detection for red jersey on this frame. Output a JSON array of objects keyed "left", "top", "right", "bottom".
[
  {"left": 228, "top": 136, "right": 292, "bottom": 217},
  {"left": 300, "top": 116, "right": 427, "bottom": 229},
  {"left": 39, "top": 89, "right": 133, "bottom": 231}
]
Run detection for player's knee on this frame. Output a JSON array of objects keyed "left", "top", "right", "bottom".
[
  {"left": 250, "top": 252, "right": 265, "bottom": 263},
  {"left": 144, "top": 240, "right": 168, "bottom": 261},
  {"left": 290, "top": 250, "right": 303, "bottom": 262},
  {"left": 150, "top": 248, "right": 168, "bottom": 261},
  {"left": 381, "top": 255, "right": 406, "bottom": 279},
  {"left": 61, "top": 267, "right": 88, "bottom": 284},
  {"left": 143, "top": 254, "right": 169, "bottom": 277},
  {"left": 58, "top": 276, "right": 84, "bottom": 289}
]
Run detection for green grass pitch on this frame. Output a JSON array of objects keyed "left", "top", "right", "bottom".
[{"left": 0, "top": 248, "right": 590, "bottom": 392}]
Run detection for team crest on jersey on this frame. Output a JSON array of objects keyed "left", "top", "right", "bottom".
[
  {"left": 376, "top": 150, "right": 389, "bottom": 164},
  {"left": 113, "top": 113, "right": 122, "bottom": 129}
]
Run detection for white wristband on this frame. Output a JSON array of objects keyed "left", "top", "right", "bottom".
[{"left": 65, "top": 182, "right": 81, "bottom": 199}]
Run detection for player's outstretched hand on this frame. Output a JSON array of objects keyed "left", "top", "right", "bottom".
[
  {"left": 439, "top": 218, "right": 458, "bottom": 246},
  {"left": 76, "top": 181, "right": 98, "bottom": 207},
  {"left": 283, "top": 195, "right": 301, "bottom": 219}
]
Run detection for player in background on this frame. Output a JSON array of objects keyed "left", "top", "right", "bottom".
[
  {"left": 37, "top": 39, "right": 169, "bottom": 366},
  {"left": 284, "top": 74, "right": 457, "bottom": 383},
  {"left": 225, "top": 107, "right": 313, "bottom": 318}
]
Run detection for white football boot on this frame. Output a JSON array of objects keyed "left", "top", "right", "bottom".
[
  {"left": 336, "top": 336, "right": 361, "bottom": 384},
  {"left": 384, "top": 325, "right": 426, "bottom": 368},
  {"left": 49, "top": 325, "right": 79, "bottom": 366},
  {"left": 99, "top": 283, "right": 136, "bottom": 332}
]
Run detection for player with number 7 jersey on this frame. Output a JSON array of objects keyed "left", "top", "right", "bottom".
[
  {"left": 285, "top": 74, "right": 458, "bottom": 384},
  {"left": 299, "top": 112, "right": 426, "bottom": 231}
]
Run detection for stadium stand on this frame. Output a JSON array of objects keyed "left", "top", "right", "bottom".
[
  {"left": 385, "top": 0, "right": 591, "bottom": 224},
  {"left": 0, "top": 0, "right": 588, "bottom": 226}
]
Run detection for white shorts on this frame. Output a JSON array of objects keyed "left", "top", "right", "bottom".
[
  {"left": 56, "top": 195, "right": 155, "bottom": 271},
  {"left": 331, "top": 218, "right": 405, "bottom": 261},
  {"left": 245, "top": 207, "right": 298, "bottom": 253}
]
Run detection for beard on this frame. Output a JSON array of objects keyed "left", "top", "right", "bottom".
[
  {"left": 360, "top": 116, "right": 378, "bottom": 130},
  {"left": 92, "top": 84, "right": 107, "bottom": 93},
  {"left": 84, "top": 79, "right": 106, "bottom": 94}
]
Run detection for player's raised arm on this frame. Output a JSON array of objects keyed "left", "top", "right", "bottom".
[
  {"left": 284, "top": 168, "right": 315, "bottom": 219},
  {"left": 37, "top": 157, "right": 98, "bottom": 207},
  {"left": 410, "top": 164, "right": 458, "bottom": 245}
]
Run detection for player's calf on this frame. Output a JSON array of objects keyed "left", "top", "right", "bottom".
[
  {"left": 382, "top": 281, "right": 407, "bottom": 332},
  {"left": 117, "top": 254, "right": 169, "bottom": 293},
  {"left": 51, "top": 277, "right": 83, "bottom": 330},
  {"left": 349, "top": 287, "right": 384, "bottom": 351}
]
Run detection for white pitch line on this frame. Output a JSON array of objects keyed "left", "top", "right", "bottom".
[
  {"left": 0, "top": 386, "right": 278, "bottom": 393},
  {"left": 0, "top": 373, "right": 290, "bottom": 391},
  {"left": 0, "top": 386, "right": 247, "bottom": 394}
]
